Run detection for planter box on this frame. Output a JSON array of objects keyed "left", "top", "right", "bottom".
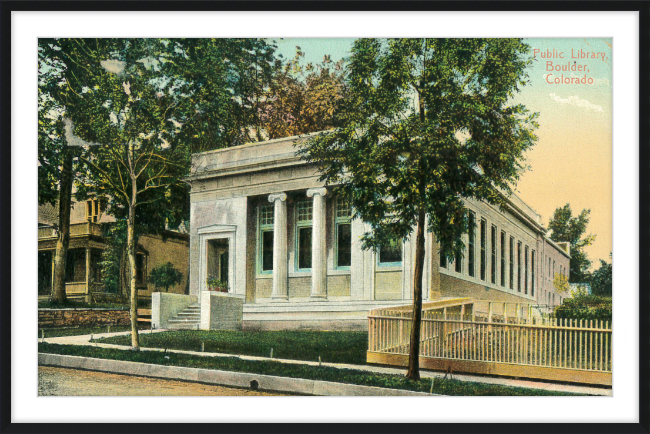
[{"left": 200, "top": 291, "right": 244, "bottom": 331}]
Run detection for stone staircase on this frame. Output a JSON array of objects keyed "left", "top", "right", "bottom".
[{"left": 167, "top": 303, "right": 201, "bottom": 330}]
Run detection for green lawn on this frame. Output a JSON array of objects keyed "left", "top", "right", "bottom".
[
  {"left": 38, "top": 343, "right": 584, "bottom": 396},
  {"left": 39, "top": 325, "right": 138, "bottom": 338},
  {"left": 94, "top": 330, "right": 368, "bottom": 365}
]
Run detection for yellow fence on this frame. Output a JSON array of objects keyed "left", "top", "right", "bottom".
[{"left": 367, "top": 302, "right": 612, "bottom": 386}]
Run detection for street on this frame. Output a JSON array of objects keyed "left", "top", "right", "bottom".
[{"left": 38, "top": 366, "right": 291, "bottom": 396}]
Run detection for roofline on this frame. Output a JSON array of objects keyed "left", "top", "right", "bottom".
[
  {"left": 545, "top": 237, "right": 572, "bottom": 259},
  {"left": 192, "top": 130, "right": 328, "bottom": 157}
]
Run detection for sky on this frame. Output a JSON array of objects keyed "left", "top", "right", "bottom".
[{"left": 274, "top": 38, "right": 613, "bottom": 268}]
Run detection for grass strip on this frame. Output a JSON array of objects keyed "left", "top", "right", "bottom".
[
  {"left": 38, "top": 325, "right": 138, "bottom": 338},
  {"left": 94, "top": 330, "right": 369, "bottom": 365},
  {"left": 38, "top": 343, "right": 583, "bottom": 396}
]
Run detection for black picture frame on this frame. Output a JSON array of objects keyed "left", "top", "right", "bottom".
[{"left": 2, "top": 1, "right": 647, "bottom": 433}]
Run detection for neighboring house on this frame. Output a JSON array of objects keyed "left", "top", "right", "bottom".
[
  {"left": 38, "top": 196, "right": 190, "bottom": 303},
  {"left": 185, "top": 133, "right": 571, "bottom": 330}
]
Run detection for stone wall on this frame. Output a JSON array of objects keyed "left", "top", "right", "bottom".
[{"left": 38, "top": 308, "right": 130, "bottom": 328}]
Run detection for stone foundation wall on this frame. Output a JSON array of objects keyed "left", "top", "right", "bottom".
[{"left": 38, "top": 308, "right": 130, "bottom": 328}]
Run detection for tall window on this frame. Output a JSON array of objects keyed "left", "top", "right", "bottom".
[
  {"left": 335, "top": 199, "right": 352, "bottom": 269},
  {"left": 500, "top": 231, "right": 506, "bottom": 287},
  {"left": 553, "top": 260, "right": 556, "bottom": 278},
  {"left": 440, "top": 248, "right": 447, "bottom": 268},
  {"left": 135, "top": 253, "right": 146, "bottom": 286},
  {"left": 258, "top": 205, "right": 274, "bottom": 273},
  {"left": 509, "top": 237, "right": 514, "bottom": 289},
  {"left": 295, "top": 201, "right": 313, "bottom": 270},
  {"left": 454, "top": 247, "right": 462, "bottom": 273},
  {"left": 517, "top": 241, "right": 522, "bottom": 292},
  {"left": 379, "top": 238, "right": 402, "bottom": 266},
  {"left": 524, "top": 245, "right": 529, "bottom": 295},
  {"left": 490, "top": 225, "right": 497, "bottom": 285},
  {"left": 548, "top": 257, "right": 551, "bottom": 278},
  {"left": 531, "top": 250, "right": 536, "bottom": 296},
  {"left": 468, "top": 212, "right": 476, "bottom": 277},
  {"left": 86, "top": 198, "right": 100, "bottom": 223},
  {"left": 480, "top": 218, "right": 487, "bottom": 281}
]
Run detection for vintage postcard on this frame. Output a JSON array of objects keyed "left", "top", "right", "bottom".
[{"left": 37, "top": 36, "right": 612, "bottom": 399}]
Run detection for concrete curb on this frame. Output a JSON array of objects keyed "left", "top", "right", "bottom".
[{"left": 38, "top": 353, "right": 437, "bottom": 396}]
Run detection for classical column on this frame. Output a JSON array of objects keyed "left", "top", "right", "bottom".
[
  {"left": 307, "top": 187, "right": 327, "bottom": 300},
  {"left": 268, "top": 193, "right": 288, "bottom": 301}
]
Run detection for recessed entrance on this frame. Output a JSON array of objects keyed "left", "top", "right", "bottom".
[{"left": 207, "top": 238, "right": 229, "bottom": 287}]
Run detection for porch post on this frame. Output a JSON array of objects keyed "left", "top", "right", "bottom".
[
  {"left": 50, "top": 252, "right": 56, "bottom": 295},
  {"left": 85, "top": 247, "right": 91, "bottom": 302},
  {"left": 307, "top": 187, "right": 327, "bottom": 300},
  {"left": 268, "top": 193, "right": 288, "bottom": 301}
]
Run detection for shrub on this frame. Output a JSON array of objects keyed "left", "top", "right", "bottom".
[
  {"left": 149, "top": 262, "right": 183, "bottom": 293},
  {"left": 554, "top": 294, "right": 612, "bottom": 323}
]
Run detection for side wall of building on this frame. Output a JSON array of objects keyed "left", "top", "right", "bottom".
[{"left": 137, "top": 234, "right": 190, "bottom": 298}]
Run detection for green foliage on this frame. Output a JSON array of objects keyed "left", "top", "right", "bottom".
[
  {"left": 548, "top": 204, "right": 595, "bottom": 283},
  {"left": 98, "top": 221, "right": 128, "bottom": 295},
  {"left": 149, "top": 262, "right": 184, "bottom": 292},
  {"left": 38, "top": 42, "right": 70, "bottom": 206},
  {"left": 206, "top": 277, "right": 228, "bottom": 292},
  {"left": 39, "top": 343, "right": 582, "bottom": 396},
  {"left": 552, "top": 273, "right": 570, "bottom": 294},
  {"left": 554, "top": 294, "right": 612, "bottom": 323},
  {"left": 590, "top": 257, "right": 612, "bottom": 296},
  {"left": 170, "top": 38, "right": 279, "bottom": 150},
  {"left": 298, "top": 38, "right": 539, "bottom": 260}
]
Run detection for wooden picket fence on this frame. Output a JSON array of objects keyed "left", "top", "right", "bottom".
[{"left": 367, "top": 301, "right": 612, "bottom": 386}]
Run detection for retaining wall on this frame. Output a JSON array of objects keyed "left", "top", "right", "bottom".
[{"left": 38, "top": 308, "right": 130, "bottom": 328}]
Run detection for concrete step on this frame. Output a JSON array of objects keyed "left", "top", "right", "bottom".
[
  {"left": 168, "top": 323, "right": 200, "bottom": 330},
  {"left": 168, "top": 318, "right": 200, "bottom": 323},
  {"left": 176, "top": 312, "right": 201, "bottom": 317}
]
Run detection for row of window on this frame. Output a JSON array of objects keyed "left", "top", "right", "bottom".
[
  {"left": 440, "top": 211, "right": 536, "bottom": 297},
  {"left": 545, "top": 255, "right": 567, "bottom": 281},
  {"left": 257, "top": 199, "right": 402, "bottom": 275}
]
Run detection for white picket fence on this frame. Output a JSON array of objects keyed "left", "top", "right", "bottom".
[{"left": 367, "top": 301, "right": 612, "bottom": 384}]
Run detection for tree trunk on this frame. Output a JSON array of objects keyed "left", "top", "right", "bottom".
[
  {"left": 51, "top": 147, "right": 73, "bottom": 303},
  {"left": 127, "top": 145, "right": 140, "bottom": 350},
  {"left": 406, "top": 205, "right": 426, "bottom": 381},
  {"left": 127, "top": 204, "right": 140, "bottom": 349}
]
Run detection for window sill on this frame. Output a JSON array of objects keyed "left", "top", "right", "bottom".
[{"left": 376, "top": 265, "right": 402, "bottom": 273}]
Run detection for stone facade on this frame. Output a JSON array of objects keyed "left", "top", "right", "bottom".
[
  {"left": 186, "top": 133, "right": 571, "bottom": 330},
  {"left": 38, "top": 308, "right": 130, "bottom": 328}
]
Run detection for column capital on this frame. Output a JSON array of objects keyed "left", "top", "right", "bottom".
[
  {"left": 268, "top": 192, "right": 287, "bottom": 203},
  {"left": 306, "top": 187, "right": 327, "bottom": 198}
]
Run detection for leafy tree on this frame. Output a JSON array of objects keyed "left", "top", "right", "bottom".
[
  {"left": 300, "top": 38, "right": 538, "bottom": 380},
  {"left": 44, "top": 38, "right": 192, "bottom": 349},
  {"left": 48, "top": 38, "right": 278, "bottom": 349},
  {"left": 554, "top": 294, "right": 611, "bottom": 323},
  {"left": 552, "top": 273, "right": 570, "bottom": 295},
  {"left": 38, "top": 41, "right": 80, "bottom": 303},
  {"left": 547, "top": 204, "right": 595, "bottom": 283},
  {"left": 149, "top": 262, "right": 184, "bottom": 293},
  {"left": 590, "top": 257, "right": 612, "bottom": 296},
  {"left": 172, "top": 38, "right": 278, "bottom": 151},
  {"left": 260, "top": 48, "right": 346, "bottom": 139}
]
